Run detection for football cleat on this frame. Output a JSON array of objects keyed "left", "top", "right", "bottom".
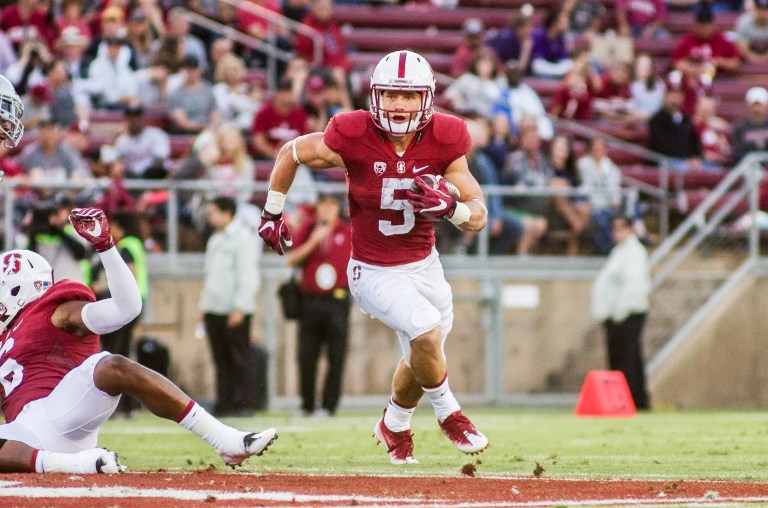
[
  {"left": 438, "top": 411, "right": 489, "bottom": 454},
  {"left": 373, "top": 414, "right": 418, "bottom": 465},
  {"left": 95, "top": 449, "right": 127, "bottom": 474},
  {"left": 219, "top": 428, "right": 278, "bottom": 467}
]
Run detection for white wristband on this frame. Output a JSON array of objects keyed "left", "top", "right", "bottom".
[
  {"left": 264, "top": 189, "right": 287, "bottom": 215},
  {"left": 448, "top": 201, "right": 471, "bottom": 226}
]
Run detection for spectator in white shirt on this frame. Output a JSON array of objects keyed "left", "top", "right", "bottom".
[
  {"left": 114, "top": 101, "right": 171, "bottom": 179},
  {"left": 492, "top": 59, "right": 554, "bottom": 140},
  {"left": 86, "top": 36, "right": 139, "bottom": 109}
]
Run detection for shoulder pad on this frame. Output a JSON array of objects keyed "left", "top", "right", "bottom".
[
  {"left": 327, "top": 110, "right": 370, "bottom": 139},
  {"left": 431, "top": 113, "right": 469, "bottom": 145}
]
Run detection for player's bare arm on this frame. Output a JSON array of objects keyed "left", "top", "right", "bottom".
[
  {"left": 443, "top": 156, "right": 488, "bottom": 232},
  {"left": 269, "top": 133, "right": 345, "bottom": 193},
  {"left": 260, "top": 134, "right": 344, "bottom": 255}
]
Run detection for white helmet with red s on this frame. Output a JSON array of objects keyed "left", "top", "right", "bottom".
[
  {"left": 0, "top": 250, "right": 53, "bottom": 333},
  {"left": 369, "top": 50, "right": 435, "bottom": 136},
  {"left": 0, "top": 75, "right": 23, "bottom": 149}
]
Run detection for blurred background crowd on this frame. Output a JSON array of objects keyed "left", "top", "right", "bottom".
[{"left": 1, "top": 0, "right": 768, "bottom": 261}]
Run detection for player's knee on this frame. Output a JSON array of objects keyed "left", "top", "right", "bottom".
[
  {"left": 410, "top": 328, "right": 441, "bottom": 360},
  {"left": 94, "top": 354, "right": 137, "bottom": 394}
]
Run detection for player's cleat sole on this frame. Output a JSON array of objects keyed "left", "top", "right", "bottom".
[
  {"left": 373, "top": 417, "right": 418, "bottom": 465},
  {"left": 438, "top": 411, "right": 489, "bottom": 455},
  {"left": 220, "top": 428, "right": 278, "bottom": 467},
  {"left": 95, "top": 449, "right": 127, "bottom": 474}
]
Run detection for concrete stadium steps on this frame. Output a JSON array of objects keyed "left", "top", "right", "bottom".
[{"left": 548, "top": 271, "right": 726, "bottom": 392}]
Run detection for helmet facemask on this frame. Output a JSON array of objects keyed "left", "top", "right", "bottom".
[
  {"left": 369, "top": 50, "right": 436, "bottom": 136},
  {"left": 370, "top": 86, "right": 434, "bottom": 136},
  {"left": 0, "top": 76, "right": 24, "bottom": 149}
]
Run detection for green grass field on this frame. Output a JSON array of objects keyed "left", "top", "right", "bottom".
[{"left": 97, "top": 409, "right": 768, "bottom": 480}]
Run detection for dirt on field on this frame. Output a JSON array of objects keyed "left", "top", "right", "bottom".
[{"left": 1, "top": 472, "right": 768, "bottom": 507}]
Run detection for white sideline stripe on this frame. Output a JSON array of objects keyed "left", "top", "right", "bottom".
[
  {"left": 0, "top": 485, "right": 767, "bottom": 507},
  {"left": 0, "top": 486, "right": 437, "bottom": 504}
]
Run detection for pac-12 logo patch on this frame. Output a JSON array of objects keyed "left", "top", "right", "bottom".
[{"left": 374, "top": 162, "right": 386, "bottom": 175}]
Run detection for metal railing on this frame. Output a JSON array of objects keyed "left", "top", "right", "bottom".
[
  {"left": 644, "top": 153, "right": 766, "bottom": 376},
  {"left": 182, "top": 0, "right": 323, "bottom": 89}
]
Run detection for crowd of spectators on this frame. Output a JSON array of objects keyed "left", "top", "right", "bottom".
[{"left": 2, "top": 0, "right": 768, "bottom": 258}]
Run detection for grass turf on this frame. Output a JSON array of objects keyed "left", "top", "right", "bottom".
[{"left": 97, "top": 408, "right": 768, "bottom": 480}]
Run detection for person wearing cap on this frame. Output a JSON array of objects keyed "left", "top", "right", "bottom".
[
  {"left": 285, "top": 193, "right": 352, "bottom": 417},
  {"left": 450, "top": 17, "right": 499, "bottom": 78},
  {"left": 82, "top": 5, "right": 139, "bottom": 74},
  {"left": 302, "top": 74, "right": 333, "bottom": 131},
  {"left": 672, "top": 1, "right": 741, "bottom": 80},
  {"left": 166, "top": 54, "right": 219, "bottom": 134},
  {"left": 731, "top": 87, "right": 768, "bottom": 164},
  {"left": 736, "top": 0, "right": 768, "bottom": 63},
  {"left": 56, "top": 26, "right": 91, "bottom": 80}
]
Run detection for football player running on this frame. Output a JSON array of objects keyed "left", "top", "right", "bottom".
[
  {"left": 259, "top": 50, "right": 489, "bottom": 464},
  {"left": 0, "top": 76, "right": 277, "bottom": 474}
]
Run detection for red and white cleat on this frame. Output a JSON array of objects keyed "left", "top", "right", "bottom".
[
  {"left": 438, "top": 411, "right": 489, "bottom": 454},
  {"left": 373, "top": 413, "right": 418, "bottom": 465}
]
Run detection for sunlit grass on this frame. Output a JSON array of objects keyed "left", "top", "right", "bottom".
[{"left": 96, "top": 408, "right": 768, "bottom": 480}]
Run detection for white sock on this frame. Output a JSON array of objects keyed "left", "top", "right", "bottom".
[
  {"left": 36, "top": 449, "right": 98, "bottom": 473},
  {"left": 423, "top": 375, "right": 461, "bottom": 423},
  {"left": 383, "top": 398, "right": 415, "bottom": 432},
  {"left": 177, "top": 401, "right": 243, "bottom": 453}
]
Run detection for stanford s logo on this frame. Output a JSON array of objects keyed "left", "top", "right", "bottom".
[
  {"left": 352, "top": 265, "right": 361, "bottom": 283},
  {"left": 373, "top": 162, "right": 386, "bottom": 175},
  {"left": 397, "top": 161, "right": 405, "bottom": 173},
  {"left": 2, "top": 253, "right": 21, "bottom": 275}
]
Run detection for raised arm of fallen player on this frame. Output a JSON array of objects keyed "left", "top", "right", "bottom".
[
  {"left": 52, "top": 208, "right": 142, "bottom": 336},
  {"left": 443, "top": 156, "right": 488, "bottom": 233}
]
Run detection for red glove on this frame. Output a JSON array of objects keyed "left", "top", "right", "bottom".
[
  {"left": 407, "top": 176, "right": 457, "bottom": 219},
  {"left": 69, "top": 207, "right": 115, "bottom": 252},
  {"left": 258, "top": 211, "right": 293, "bottom": 255}
]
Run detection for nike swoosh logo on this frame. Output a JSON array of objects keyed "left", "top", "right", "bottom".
[
  {"left": 12, "top": 318, "right": 23, "bottom": 332},
  {"left": 88, "top": 221, "right": 102, "bottom": 238},
  {"left": 413, "top": 165, "right": 429, "bottom": 174},
  {"left": 422, "top": 200, "right": 448, "bottom": 213}
]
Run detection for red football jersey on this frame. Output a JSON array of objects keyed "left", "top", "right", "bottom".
[
  {"left": 0, "top": 280, "right": 98, "bottom": 423},
  {"left": 324, "top": 110, "right": 471, "bottom": 266}
]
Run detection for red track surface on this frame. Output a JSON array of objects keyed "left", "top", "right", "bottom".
[{"left": 2, "top": 472, "right": 768, "bottom": 507}]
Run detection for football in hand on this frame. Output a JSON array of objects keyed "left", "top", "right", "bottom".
[{"left": 410, "top": 174, "right": 461, "bottom": 200}]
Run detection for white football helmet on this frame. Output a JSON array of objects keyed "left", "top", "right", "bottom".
[
  {"left": 0, "top": 250, "right": 53, "bottom": 333},
  {"left": 370, "top": 50, "right": 435, "bottom": 136},
  {"left": 0, "top": 74, "right": 23, "bottom": 149}
]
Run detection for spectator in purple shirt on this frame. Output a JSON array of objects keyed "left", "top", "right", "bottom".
[
  {"left": 485, "top": 5, "right": 535, "bottom": 72},
  {"left": 530, "top": 9, "right": 573, "bottom": 78}
]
